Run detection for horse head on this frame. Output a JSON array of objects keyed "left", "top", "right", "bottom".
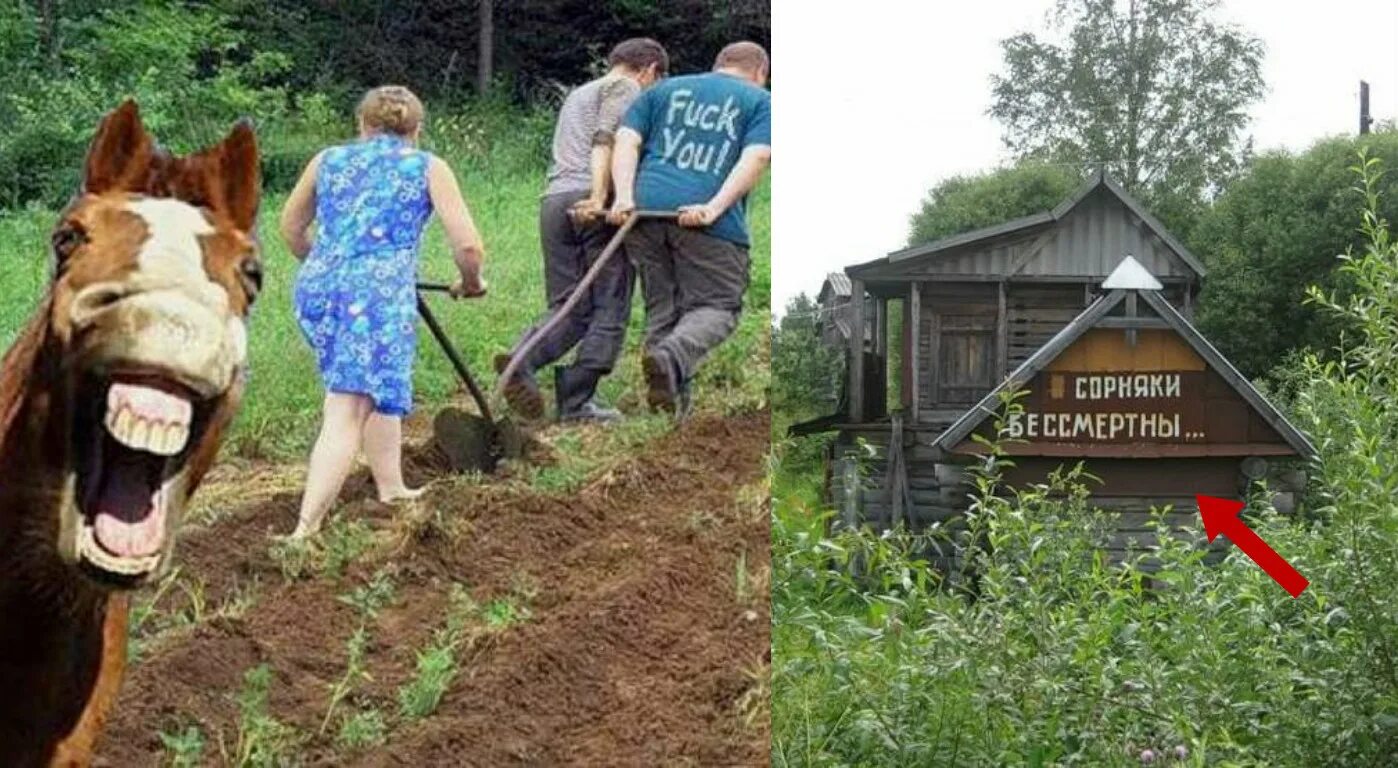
[{"left": 16, "top": 100, "right": 262, "bottom": 588}]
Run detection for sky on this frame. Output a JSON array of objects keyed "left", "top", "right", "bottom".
[{"left": 769, "top": 0, "right": 1398, "bottom": 312}]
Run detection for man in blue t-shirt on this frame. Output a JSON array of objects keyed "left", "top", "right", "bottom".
[{"left": 609, "top": 41, "right": 772, "bottom": 418}]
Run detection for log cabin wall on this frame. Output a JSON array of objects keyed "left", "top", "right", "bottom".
[{"left": 867, "top": 184, "right": 1204, "bottom": 426}]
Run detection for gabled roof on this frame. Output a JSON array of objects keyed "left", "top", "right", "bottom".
[
  {"left": 818, "top": 272, "right": 851, "bottom": 301},
  {"left": 932, "top": 258, "right": 1314, "bottom": 458},
  {"left": 851, "top": 170, "right": 1206, "bottom": 278},
  {"left": 1101, "top": 255, "right": 1163, "bottom": 290}
]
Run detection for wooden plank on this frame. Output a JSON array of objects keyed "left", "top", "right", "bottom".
[
  {"left": 849, "top": 278, "right": 865, "bottom": 421},
  {"left": 1006, "top": 226, "right": 1060, "bottom": 275},
  {"left": 927, "top": 303, "right": 942, "bottom": 411},
  {"left": 1125, "top": 291, "right": 1139, "bottom": 347},
  {"left": 909, "top": 282, "right": 921, "bottom": 420},
  {"left": 1097, "top": 317, "right": 1170, "bottom": 329},
  {"left": 900, "top": 298, "right": 913, "bottom": 410},
  {"left": 875, "top": 299, "right": 888, "bottom": 364},
  {"left": 996, "top": 280, "right": 1008, "bottom": 381}
]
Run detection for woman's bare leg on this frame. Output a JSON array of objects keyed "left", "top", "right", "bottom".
[
  {"left": 365, "top": 412, "right": 424, "bottom": 502},
  {"left": 292, "top": 393, "right": 372, "bottom": 538}
]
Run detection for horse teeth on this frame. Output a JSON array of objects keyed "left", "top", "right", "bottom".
[
  {"left": 103, "top": 385, "right": 193, "bottom": 455},
  {"left": 154, "top": 424, "right": 171, "bottom": 455},
  {"left": 129, "top": 418, "right": 151, "bottom": 452},
  {"left": 171, "top": 423, "right": 190, "bottom": 453},
  {"left": 110, "top": 408, "right": 133, "bottom": 444},
  {"left": 157, "top": 423, "right": 188, "bottom": 456}
]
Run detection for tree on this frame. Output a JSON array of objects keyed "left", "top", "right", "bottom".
[
  {"left": 908, "top": 162, "right": 1081, "bottom": 246},
  {"left": 990, "top": 0, "right": 1264, "bottom": 237},
  {"left": 1192, "top": 129, "right": 1398, "bottom": 378},
  {"left": 477, "top": 0, "right": 493, "bottom": 94},
  {"left": 772, "top": 293, "right": 842, "bottom": 423}
]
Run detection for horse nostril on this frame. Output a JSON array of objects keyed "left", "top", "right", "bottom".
[
  {"left": 70, "top": 284, "right": 132, "bottom": 324},
  {"left": 239, "top": 257, "right": 264, "bottom": 300}
]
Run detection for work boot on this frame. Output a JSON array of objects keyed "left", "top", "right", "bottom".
[
  {"left": 641, "top": 349, "right": 681, "bottom": 414},
  {"left": 494, "top": 353, "right": 544, "bottom": 420},
  {"left": 554, "top": 365, "right": 621, "bottom": 423}
]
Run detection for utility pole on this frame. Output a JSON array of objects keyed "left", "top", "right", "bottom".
[
  {"left": 1360, "top": 80, "right": 1373, "bottom": 135},
  {"left": 477, "top": 0, "right": 494, "bottom": 96}
]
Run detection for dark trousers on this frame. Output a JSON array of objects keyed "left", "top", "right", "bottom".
[
  {"left": 514, "top": 191, "right": 634, "bottom": 376},
  {"left": 626, "top": 220, "right": 751, "bottom": 380}
]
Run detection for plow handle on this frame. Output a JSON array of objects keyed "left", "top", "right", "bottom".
[
  {"left": 415, "top": 295, "right": 496, "bottom": 425},
  {"left": 494, "top": 210, "right": 679, "bottom": 400}
]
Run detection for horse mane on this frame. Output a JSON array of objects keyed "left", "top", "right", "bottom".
[{"left": 0, "top": 291, "right": 53, "bottom": 449}]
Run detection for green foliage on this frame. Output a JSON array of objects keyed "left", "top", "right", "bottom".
[
  {"left": 482, "top": 597, "right": 527, "bottom": 629},
  {"left": 0, "top": 1, "right": 293, "bottom": 208},
  {"left": 323, "top": 570, "right": 397, "bottom": 736},
  {"left": 908, "top": 162, "right": 1082, "bottom": 246},
  {"left": 228, "top": 664, "right": 302, "bottom": 768},
  {"left": 771, "top": 157, "right": 1398, "bottom": 766},
  {"left": 0, "top": 0, "right": 768, "bottom": 210},
  {"left": 771, "top": 293, "right": 842, "bottom": 424},
  {"left": 158, "top": 724, "right": 206, "bottom": 768},
  {"left": 320, "top": 626, "right": 372, "bottom": 737},
  {"left": 990, "top": 0, "right": 1264, "bottom": 237},
  {"left": 338, "top": 568, "right": 397, "bottom": 617},
  {"left": 1193, "top": 129, "right": 1398, "bottom": 377},
  {"left": 265, "top": 517, "right": 374, "bottom": 581},
  {"left": 397, "top": 585, "right": 478, "bottom": 721},
  {"left": 334, "top": 708, "right": 387, "bottom": 752},
  {"left": 222, "top": 0, "right": 768, "bottom": 102}
]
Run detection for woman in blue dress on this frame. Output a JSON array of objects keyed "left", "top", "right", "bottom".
[{"left": 279, "top": 86, "right": 486, "bottom": 539}]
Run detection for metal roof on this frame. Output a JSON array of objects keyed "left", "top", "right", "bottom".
[
  {"left": 850, "top": 170, "right": 1207, "bottom": 280},
  {"left": 819, "top": 272, "right": 851, "bottom": 299}
]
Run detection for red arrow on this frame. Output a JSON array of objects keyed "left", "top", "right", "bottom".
[{"left": 1196, "top": 495, "right": 1308, "bottom": 597}]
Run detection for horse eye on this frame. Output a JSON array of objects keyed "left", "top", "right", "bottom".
[
  {"left": 51, "top": 222, "right": 88, "bottom": 264},
  {"left": 239, "top": 256, "right": 264, "bottom": 299}
]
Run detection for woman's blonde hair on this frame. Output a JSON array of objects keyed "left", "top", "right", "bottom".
[{"left": 356, "top": 85, "right": 424, "bottom": 137}]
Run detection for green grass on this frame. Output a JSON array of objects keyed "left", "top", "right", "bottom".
[{"left": 0, "top": 134, "right": 771, "bottom": 460}]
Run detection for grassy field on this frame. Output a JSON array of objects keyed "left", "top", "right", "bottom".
[{"left": 0, "top": 133, "right": 771, "bottom": 460}]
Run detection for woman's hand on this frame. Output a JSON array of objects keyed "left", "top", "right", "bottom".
[{"left": 450, "top": 263, "right": 487, "bottom": 299}]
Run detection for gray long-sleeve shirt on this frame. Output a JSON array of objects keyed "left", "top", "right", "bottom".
[{"left": 545, "top": 73, "right": 641, "bottom": 197}]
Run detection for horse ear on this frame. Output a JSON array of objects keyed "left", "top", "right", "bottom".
[
  {"left": 83, "top": 100, "right": 153, "bottom": 194},
  {"left": 216, "top": 119, "right": 260, "bottom": 232}
]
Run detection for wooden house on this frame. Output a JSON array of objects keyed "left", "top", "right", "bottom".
[
  {"left": 815, "top": 171, "right": 1314, "bottom": 566},
  {"left": 816, "top": 271, "right": 853, "bottom": 349}
]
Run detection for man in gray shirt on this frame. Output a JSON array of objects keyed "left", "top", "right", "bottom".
[{"left": 498, "top": 38, "right": 669, "bottom": 422}]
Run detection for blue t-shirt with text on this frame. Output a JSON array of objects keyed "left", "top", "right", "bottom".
[{"left": 622, "top": 72, "right": 771, "bottom": 246}]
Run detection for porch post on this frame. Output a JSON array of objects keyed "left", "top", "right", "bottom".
[
  {"left": 909, "top": 281, "right": 921, "bottom": 421},
  {"left": 849, "top": 277, "right": 866, "bottom": 421}
]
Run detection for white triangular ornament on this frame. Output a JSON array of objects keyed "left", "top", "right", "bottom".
[{"left": 1102, "top": 255, "right": 1163, "bottom": 290}]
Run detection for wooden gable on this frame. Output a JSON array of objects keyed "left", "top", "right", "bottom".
[
  {"left": 934, "top": 259, "right": 1315, "bottom": 460},
  {"left": 971, "top": 328, "right": 1294, "bottom": 457}
]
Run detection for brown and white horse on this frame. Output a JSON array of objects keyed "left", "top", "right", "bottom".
[{"left": 0, "top": 101, "right": 262, "bottom": 766}]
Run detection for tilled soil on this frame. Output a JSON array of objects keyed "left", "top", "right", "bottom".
[{"left": 96, "top": 410, "right": 771, "bottom": 767}]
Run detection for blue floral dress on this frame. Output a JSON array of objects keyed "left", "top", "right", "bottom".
[{"left": 294, "top": 134, "right": 435, "bottom": 415}]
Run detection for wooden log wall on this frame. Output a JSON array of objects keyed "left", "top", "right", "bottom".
[
  {"left": 1006, "top": 284, "right": 1090, "bottom": 370},
  {"left": 828, "top": 430, "right": 1269, "bottom": 579}
]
